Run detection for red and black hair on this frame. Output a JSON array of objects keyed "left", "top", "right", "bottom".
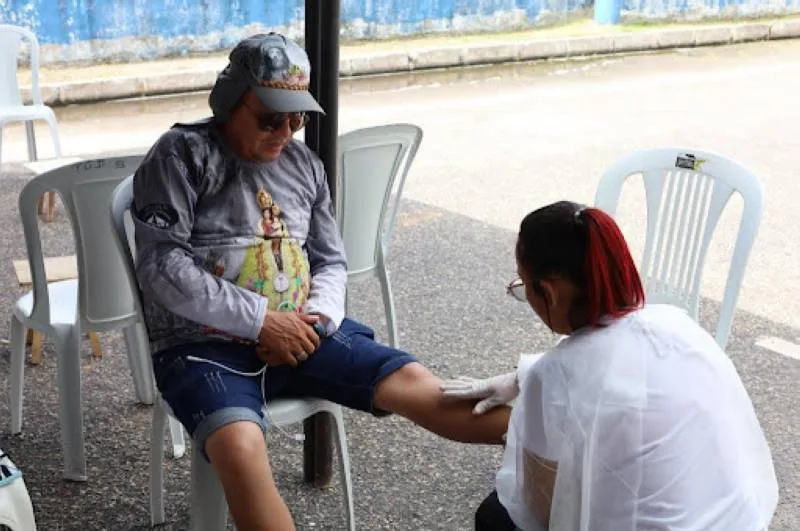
[{"left": 515, "top": 200, "right": 645, "bottom": 328}]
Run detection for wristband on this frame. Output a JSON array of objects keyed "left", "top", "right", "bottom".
[{"left": 313, "top": 322, "right": 327, "bottom": 338}]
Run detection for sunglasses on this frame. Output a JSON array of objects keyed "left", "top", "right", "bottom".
[
  {"left": 243, "top": 101, "right": 309, "bottom": 133},
  {"left": 506, "top": 278, "right": 529, "bottom": 302}
]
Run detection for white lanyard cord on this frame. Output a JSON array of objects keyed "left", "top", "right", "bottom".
[{"left": 186, "top": 355, "right": 305, "bottom": 442}]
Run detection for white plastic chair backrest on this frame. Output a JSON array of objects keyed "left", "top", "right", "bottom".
[
  {"left": 335, "top": 124, "right": 423, "bottom": 276},
  {"left": 18, "top": 156, "right": 145, "bottom": 332},
  {"left": 0, "top": 24, "right": 41, "bottom": 107},
  {"left": 594, "top": 148, "right": 764, "bottom": 349},
  {"left": 109, "top": 176, "right": 144, "bottom": 308}
]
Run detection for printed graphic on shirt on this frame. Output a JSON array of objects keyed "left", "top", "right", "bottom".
[
  {"left": 139, "top": 204, "right": 178, "bottom": 229},
  {"left": 234, "top": 186, "right": 311, "bottom": 312}
]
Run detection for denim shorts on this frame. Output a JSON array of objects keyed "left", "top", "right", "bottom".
[{"left": 151, "top": 318, "right": 417, "bottom": 454}]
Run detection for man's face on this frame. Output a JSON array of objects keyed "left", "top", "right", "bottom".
[{"left": 223, "top": 90, "right": 307, "bottom": 163}]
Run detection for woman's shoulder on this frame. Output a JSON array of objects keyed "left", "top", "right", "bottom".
[
  {"left": 544, "top": 304, "right": 717, "bottom": 375},
  {"left": 637, "top": 303, "right": 696, "bottom": 323},
  {"left": 633, "top": 304, "right": 720, "bottom": 351},
  {"left": 585, "top": 304, "right": 708, "bottom": 345}
]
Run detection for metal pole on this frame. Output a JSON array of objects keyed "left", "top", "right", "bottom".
[
  {"left": 316, "top": 0, "right": 340, "bottom": 197},
  {"left": 303, "top": 0, "right": 340, "bottom": 489}
]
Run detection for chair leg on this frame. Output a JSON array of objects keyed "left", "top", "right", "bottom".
[
  {"left": 54, "top": 326, "right": 87, "bottom": 481},
  {"left": 36, "top": 111, "right": 63, "bottom": 223},
  {"left": 122, "top": 323, "right": 156, "bottom": 405},
  {"left": 190, "top": 444, "right": 228, "bottom": 531},
  {"left": 378, "top": 265, "right": 399, "bottom": 349},
  {"left": 36, "top": 195, "right": 46, "bottom": 221},
  {"left": 44, "top": 108, "right": 62, "bottom": 158},
  {"left": 168, "top": 415, "right": 186, "bottom": 459},
  {"left": 150, "top": 399, "right": 167, "bottom": 527},
  {"left": 44, "top": 192, "right": 56, "bottom": 223},
  {"left": 29, "top": 331, "right": 43, "bottom": 365},
  {"left": 36, "top": 192, "right": 56, "bottom": 223},
  {"left": 24, "top": 121, "right": 37, "bottom": 162},
  {"left": 9, "top": 316, "right": 27, "bottom": 434},
  {"left": 330, "top": 406, "right": 356, "bottom": 531},
  {"left": 88, "top": 332, "right": 102, "bottom": 358}
]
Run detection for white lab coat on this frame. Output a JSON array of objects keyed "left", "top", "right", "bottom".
[
  {"left": 0, "top": 450, "right": 36, "bottom": 531},
  {"left": 496, "top": 304, "right": 778, "bottom": 531}
]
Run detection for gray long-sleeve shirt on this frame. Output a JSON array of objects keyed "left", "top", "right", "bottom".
[{"left": 132, "top": 118, "right": 347, "bottom": 353}]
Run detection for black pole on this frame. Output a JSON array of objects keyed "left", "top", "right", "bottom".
[
  {"left": 303, "top": 0, "right": 340, "bottom": 489},
  {"left": 316, "top": 0, "right": 340, "bottom": 198}
]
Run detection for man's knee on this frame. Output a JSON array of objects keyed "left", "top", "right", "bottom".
[
  {"left": 385, "top": 361, "right": 433, "bottom": 383},
  {"left": 374, "top": 361, "right": 440, "bottom": 413},
  {"left": 377, "top": 361, "right": 436, "bottom": 392},
  {"left": 205, "top": 420, "right": 267, "bottom": 467}
]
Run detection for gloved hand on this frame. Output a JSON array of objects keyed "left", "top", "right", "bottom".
[{"left": 440, "top": 371, "right": 519, "bottom": 415}]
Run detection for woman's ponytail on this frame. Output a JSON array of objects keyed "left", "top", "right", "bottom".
[{"left": 581, "top": 208, "right": 645, "bottom": 325}]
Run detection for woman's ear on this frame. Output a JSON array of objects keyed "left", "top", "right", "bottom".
[{"left": 538, "top": 279, "right": 560, "bottom": 308}]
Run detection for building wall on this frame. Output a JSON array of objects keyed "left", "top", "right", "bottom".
[{"left": 0, "top": 0, "right": 797, "bottom": 64}]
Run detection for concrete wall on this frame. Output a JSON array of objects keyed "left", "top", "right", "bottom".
[
  {"left": 622, "top": 0, "right": 800, "bottom": 20},
  {"left": 0, "top": 0, "right": 798, "bottom": 65}
]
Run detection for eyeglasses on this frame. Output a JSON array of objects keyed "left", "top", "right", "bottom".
[
  {"left": 243, "top": 101, "right": 309, "bottom": 133},
  {"left": 506, "top": 278, "right": 530, "bottom": 303}
]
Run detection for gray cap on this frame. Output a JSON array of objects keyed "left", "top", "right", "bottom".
[{"left": 209, "top": 33, "right": 324, "bottom": 121}]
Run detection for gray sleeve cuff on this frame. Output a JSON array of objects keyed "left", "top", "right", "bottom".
[{"left": 247, "top": 296, "right": 268, "bottom": 341}]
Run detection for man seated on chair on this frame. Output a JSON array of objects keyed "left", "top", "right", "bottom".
[{"left": 132, "top": 32, "right": 509, "bottom": 530}]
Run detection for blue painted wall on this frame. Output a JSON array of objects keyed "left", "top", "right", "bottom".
[
  {"left": 0, "top": 0, "right": 305, "bottom": 46},
  {"left": 0, "top": 0, "right": 797, "bottom": 62},
  {"left": 4, "top": 0, "right": 586, "bottom": 48},
  {"left": 621, "top": 0, "right": 799, "bottom": 16}
]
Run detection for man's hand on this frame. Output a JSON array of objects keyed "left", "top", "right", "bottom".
[
  {"left": 440, "top": 371, "right": 519, "bottom": 414},
  {"left": 257, "top": 311, "right": 320, "bottom": 367}
]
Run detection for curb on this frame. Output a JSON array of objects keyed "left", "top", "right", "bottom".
[{"left": 25, "top": 19, "right": 800, "bottom": 107}]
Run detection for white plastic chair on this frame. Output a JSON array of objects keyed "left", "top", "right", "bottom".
[
  {"left": 336, "top": 124, "right": 423, "bottom": 348},
  {"left": 0, "top": 25, "right": 61, "bottom": 167},
  {"left": 109, "top": 177, "right": 355, "bottom": 531},
  {"left": 594, "top": 148, "right": 764, "bottom": 350},
  {"left": 8, "top": 156, "right": 159, "bottom": 482},
  {"left": 106, "top": 174, "right": 188, "bottom": 466},
  {"left": 0, "top": 449, "right": 36, "bottom": 531}
]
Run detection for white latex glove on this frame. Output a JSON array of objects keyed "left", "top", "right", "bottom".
[{"left": 440, "top": 371, "right": 518, "bottom": 415}]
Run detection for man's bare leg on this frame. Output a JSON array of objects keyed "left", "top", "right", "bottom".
[
  {"left": 374, "top": 362, "right": 510, "bottom": 444},
  {"left": 205, "top": 421, "right": 295, "bottom": 531}
]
